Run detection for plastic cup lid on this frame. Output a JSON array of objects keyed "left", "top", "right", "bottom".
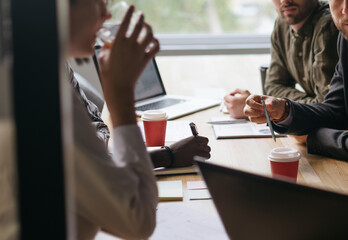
[
  {"left": 268, "top": 147, "right": 301, "bottom": 162},
  {"left": 141, "top": 110, "right": 168, "bottom": 121}
]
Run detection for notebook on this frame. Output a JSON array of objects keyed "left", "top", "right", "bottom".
[
  {"left": 133, "top": 58, "right": 220, "bottom": 119},
  {"left": 195, "top": 159, "right": 348, "bottom": 240},
  {"left": 210, "top": 116, "right": 286, "bottom": 139},
  {"left": 154, "top": 165, "right": 199, "bottom": 176}
]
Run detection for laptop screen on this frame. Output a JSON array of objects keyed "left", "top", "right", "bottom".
[
  {"left": 94, "top": 47, "right": 166, "bottom": 102},
  {"left": 134, "top": 59, "right": 166, "bottom": 102}
]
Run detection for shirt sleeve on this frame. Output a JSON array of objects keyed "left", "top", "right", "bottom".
[
  {"left": 307, "top": 128, "right": 348, "bottom": 161},
  {"left": 305, "top": 18, "right": 339, "bottom": 104},
  {"left": 273, "top": 101, "right": 294, "bottom": 127},
  {"left": 272, "top": 34, "right": 348, "bottom": 136},
  {"left": 73, "top": 91, "right": 158, "bottom": 240}
]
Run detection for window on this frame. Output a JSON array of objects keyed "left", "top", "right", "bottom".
[
  {"left": 110, "top": 0, "right": 276, "bottom": 55},
  {"left": 121, "top": 0, "right": 276, "bottom": 34}
]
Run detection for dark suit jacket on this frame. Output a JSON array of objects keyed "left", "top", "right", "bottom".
[{"left": 273, "top": 33, "right": 348, "bottom": 160}]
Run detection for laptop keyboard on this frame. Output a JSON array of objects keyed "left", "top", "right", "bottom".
[{"left": 136, "top": 98, "right": 187, "bottom": 111}]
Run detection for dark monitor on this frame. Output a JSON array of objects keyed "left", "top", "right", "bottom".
[{"left": 195, "top": 159, "right": 348, "bottom": 240}]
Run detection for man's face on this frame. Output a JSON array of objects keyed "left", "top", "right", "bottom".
[
  {"left": 329, "top": 0, "right": 348, "bottom": 39},
  {"left": 272, "top": 0, "right": 318, "bottom": 25}
]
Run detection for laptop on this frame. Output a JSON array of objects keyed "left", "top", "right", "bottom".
[
  {"left": 133, "top": 58, "right": 220, "bottom": 119},
  {"left": 195, "top": 159, "right": 348, "bottom": 240},
  {"left": 93, "top": 47, "right": 220, "bottom": 119}
]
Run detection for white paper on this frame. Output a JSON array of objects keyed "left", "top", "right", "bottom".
[
  {"left": 95, "top": 202, "right": 229, "bottom": 240},
  {"left": 187, "top": 181, "right": 207, "bottom": 190},
  {"left": 151, "top": 202, "right": 228, "bottom": 240},
  {"left": 188, "top": 189, "right": 212, "bottom": 200},
  {"left": 211, "top": 118, "right": 286, "bottom": 139},
  {"left": 209, "top": 115, "right": 248, "bottom": 124}
]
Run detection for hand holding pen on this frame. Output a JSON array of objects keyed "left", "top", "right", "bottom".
[
  {"left": 244, "top": 94, "right": 288, "bottom": 124},
  {"left": 261, "top": 96, "right": 276, "bottom": 142},
  {"left": 167, "top": 123, "right": 211, "bottom": 166},
  {"left": 190, "top": 122, "right": 199, "bottom": 136}
]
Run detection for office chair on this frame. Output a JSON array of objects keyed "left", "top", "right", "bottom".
[{"left": 260, "top": 64, "right": 269, "bottom": 95}]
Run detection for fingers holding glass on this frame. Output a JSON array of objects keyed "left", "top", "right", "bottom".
[{"left": 129, "top": 13, "right": 145, "bottom": 41}]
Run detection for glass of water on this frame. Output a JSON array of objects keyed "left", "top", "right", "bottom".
[{"left": 97, "top": 1, "right": 144, "bottom": 47}]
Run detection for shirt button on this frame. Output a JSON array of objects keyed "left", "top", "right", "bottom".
[{"left": 298, "top": 52, "right": 303, "bottom": 57}]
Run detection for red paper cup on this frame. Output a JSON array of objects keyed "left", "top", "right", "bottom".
[
  {"left": 141, "top": 110, "right": 168, "bottom": 147},
  {"left": 269, "top": 147, "right": 300, "bottom": 183}
]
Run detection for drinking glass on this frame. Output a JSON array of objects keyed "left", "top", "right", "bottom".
[{"left": 97, "top": 1, "right": 144, "bottom": 47}]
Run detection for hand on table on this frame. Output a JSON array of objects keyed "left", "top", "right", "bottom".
[{"left": 224, "top": 89, "right": 250, "bottom": 119}]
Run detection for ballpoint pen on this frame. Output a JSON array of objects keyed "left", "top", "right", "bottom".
[
  {"left": 261, "top": 96, "right": 276, "bottom": 142},
  {"left": 189, "top": 122, "right": 199, "bottom": 136}
]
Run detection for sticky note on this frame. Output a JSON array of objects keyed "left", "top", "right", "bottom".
[
  {"left": 188, "top": 189, "right": 211, "bottom": 200},
  {"left": 157, "top": 180, "right": 183, "bottom": 201},
  {"left": 187, "top": 181, "right": 207, "bottom": 190}
]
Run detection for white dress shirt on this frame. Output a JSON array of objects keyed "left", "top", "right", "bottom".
[
  {"left": 0, "top": 83, "right": 158, "bottom": 240},
  {"left": 0, "top": 121, "right": 19, "bottom": 240},
  {"left": 73, "top": 91, "right": 158, "bottom": 240}
]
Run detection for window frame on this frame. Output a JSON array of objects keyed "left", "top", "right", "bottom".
[{"left": 156, "top": 33, "right": 271, "bottom": 56}]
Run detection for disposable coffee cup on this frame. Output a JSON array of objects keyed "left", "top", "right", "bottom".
[
  {"left": 269, "top": 147, "right": 300, "bottom": 182},
  {"left": 141, "top": 110, "right": 168, "bottom": 147}
]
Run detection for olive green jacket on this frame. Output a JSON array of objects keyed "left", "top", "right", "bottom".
[{"left": 265, "top": 1, "right": 339, "bottom": 103}]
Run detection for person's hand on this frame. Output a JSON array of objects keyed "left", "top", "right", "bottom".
[
  {"left": 98, "top": 6, "right": 159, "bottom": 91},
  {"left": 224, "top": 89, "right": 250, "bottom": 119},
  {"left": 97, "top": 6, "right": 160, "bottom": 126},
  {"left": 244, "top": 94, "right": 287, "bottom": 124},
  {"left": 169, "top": 136, "right": 211, "bottom": 167},
  {"left": 290, "top": 135, "right": 308, "bottom": 145}
]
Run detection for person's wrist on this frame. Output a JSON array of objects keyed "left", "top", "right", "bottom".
[
  {"left": 108, "top": 102, "right": 137, "bottom": 127},
  {"left": 105, "top": 90, "right": 136, "bottom": 127},
  {"left": 161, "top": 146, "right": 174, "bottom": 168},
  {"left": 273, "top": 99, "right": 290, "bottom": 122}
]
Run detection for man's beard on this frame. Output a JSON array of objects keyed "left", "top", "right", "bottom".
[
  {"left": 280, "top": 3, "right": 303, "bottom": 25},
  {"left": 280, "top": 3, "right": 302, "bottom": 25},
  {"left": 279, "top": 1, "right": 315, "bottom": 26}
]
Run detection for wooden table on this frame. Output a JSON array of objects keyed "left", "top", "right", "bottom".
[
  {"left": 97, "top": 106, "right": 348, "bottom": 240},
  {"left": 159, "top": 106, "right": 348, "bottom": 194}
]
